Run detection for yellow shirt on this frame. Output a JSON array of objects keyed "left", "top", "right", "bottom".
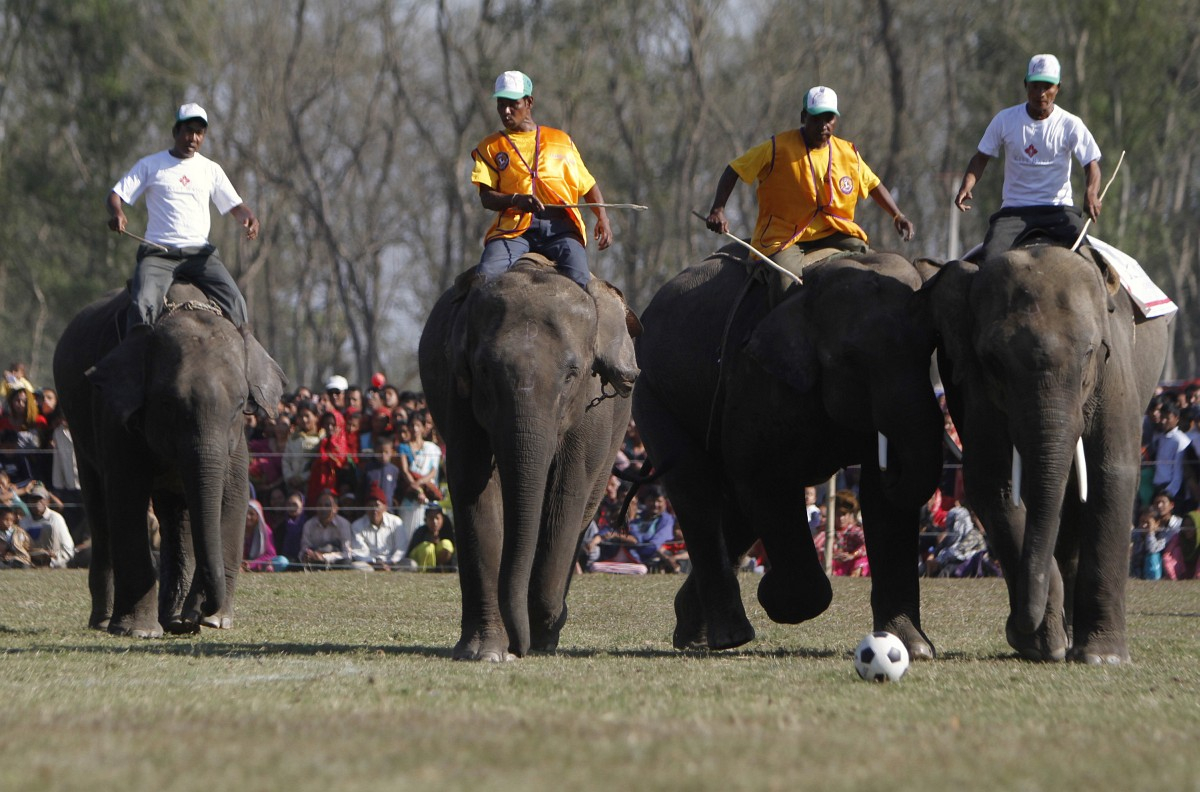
[
  {"left": 730, "top": 131, "right": 881, "bottom": 253},
  {"left": 471, "top": 126, "right": 597, "bottom": 244}
]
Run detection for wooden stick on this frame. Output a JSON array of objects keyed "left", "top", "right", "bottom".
[
  {"left": 1071, "top": 149, "right": 1126, "bottom": 251},
  {"left": 544, "top": 202, "right": 649, "bottom": 211},
  {"left": 690, "top": 211, "right": 802, "bottom": 285},
  {"left": 120, "top": 229, "right": 170, "bottom": 253}
]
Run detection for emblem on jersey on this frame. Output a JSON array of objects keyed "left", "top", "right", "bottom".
[
  {"left": 179, "top": 175, "right": 191, "bottom": 187},
  {"left": 496, "top": 152, "right": 510, "bottom": 171},
  {"left": 1024, "top": 144, "right": 1038, "bottom": 157},
  {"left": 838, "top": 176, "right": 853, "bottom": 195}
]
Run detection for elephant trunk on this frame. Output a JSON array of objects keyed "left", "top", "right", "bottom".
[
  {"left": 492, "top": 416, "right": 556, "bottom": 656},
  {"left": 1013, "top": 413, "right": 1078, "bottom": 636},
  {"left": 183, "top": 446, "right": 232, "bottom": 617}
]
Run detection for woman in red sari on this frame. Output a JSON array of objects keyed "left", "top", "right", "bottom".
[{"left": 306, "top": 409, "right": 350, "bottom": 507}]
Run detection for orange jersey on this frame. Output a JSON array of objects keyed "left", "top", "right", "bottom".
[
  {"left": 471, "top": 126, "right": 596, "bottom": 244},
  {"left": 730, "top": 130, "right": 880, "bottom": 253}
]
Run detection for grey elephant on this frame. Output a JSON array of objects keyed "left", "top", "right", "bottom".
[
  {"left": 53, "top": 282, "right": 286, "bottom": 637},
  {"left": 632, "top": 247, "right": 944, "bottom": 657},
  {"left": 922, "top": 245, "right": 1169, "bottom": 663},
  {"left": 418, "top": 261, "right": 640, "bottom": 661}
]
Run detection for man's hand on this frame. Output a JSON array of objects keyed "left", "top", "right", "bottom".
[
  {"left": 107, "top": 211, "right": 127, "bottom": 234},
  {"left": 1085, "top": 192, "right": 1102, "bottom": 223},
  {"left": 513, "top": 193, "right": 544, "bottom": 214},
  {"left": 893, "top": 214, "right": 916, "bottom": 241},
  {"left": 594, "top": 214, "right": 612, "bottom": 250},
  {"left": 954, "top": 183, "right": 974, "bottom": 212},
  {"left": 706, "top": 207, "right": 729, "bottom": 234}
]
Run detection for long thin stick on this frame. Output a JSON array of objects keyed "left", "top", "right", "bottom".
[
  {"left": 690, "top": 210, "right": 802, "bottom": 285},
  {"left": 1071, "top": 149, "right": 1126, "bottom": 251},
  {"left": 544, "top": 202, "right": 649, "bottom": 211},
  {"left": 119, "top": 228, "right": 170, "bottom": 253}
]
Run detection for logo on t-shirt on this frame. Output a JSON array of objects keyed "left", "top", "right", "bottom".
[
  {"left": 496, "top": 152, "right": 510, "bottom": 171},
  {"left": 838, "top": 176, "right": 853, "bottom": 195},
  {"left": 179, "top": 175, "right": 191, "bottom": 186},
  {"left": 1024, "top": 144, "right": 1038, "bottom": 158}
]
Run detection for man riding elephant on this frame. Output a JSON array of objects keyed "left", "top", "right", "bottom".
[
  {"left": 469, "top": 70, "right": 612, "bottom": 288},
  {"left": 953, "top": 54, "right": 1103, "bottom": 262},
  {"left": 705, "top": 85, "right": 915, "bottom": 298}
]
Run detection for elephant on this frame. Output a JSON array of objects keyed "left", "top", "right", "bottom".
[
  {"left": 53, "top": 282, "right": 286, "bottom": 637},
  {"left": 632, "top": 246, "right": 944, "bottom": 657},
  {"left": 418, "top": 259, "right": 640, "bottom": 661},
  {"left": 921, "top": 244, "right": 1169, "bottom": 663}
]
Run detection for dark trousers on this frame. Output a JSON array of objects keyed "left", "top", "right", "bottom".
[
  {"left": 477, "top": 215, "right": 590, "bottom": 287},
  {"left": 980, "top": 205, "right": 1087, "bottom": 263},
  {"left": 129, "top": 243, "right": 248, "bottom": 330}
]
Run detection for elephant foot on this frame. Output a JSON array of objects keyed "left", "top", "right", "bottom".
[
  {"left": 1006, "top": 616, "right": 1068, "bottom": 663},
  {"left": 453, "top": 629, "right": 514, "bottom": 662},
  {"left": 108, "top": 614, "right": 164, "bottom": 639},
  {"left": 672, "top": 573, "right": 754, "bottom": 650},
  {"left": 756, "top": 568, "right": 832, "bottom": 625},
  {"left": 879, "top": 618, "right": 936, "bottom": 661},
  {"left": 200, "top": 614, "right": 233, "bottom": 630},
  {"left": 164, "top": 616, "right": 201, "bottom": 635},
  {"left": 530, "top": 603, "right": 567, "bottom": 653},
  {"left": 88, "top": 613, "right": 111, "bottom": 631},
  {"left": 1067, "top": 633, "right": 1130, "bottom": 665}
]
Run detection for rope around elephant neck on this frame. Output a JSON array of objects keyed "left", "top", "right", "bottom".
[{"left": 161, "top": 298, "right": 224, "bottom": 319}]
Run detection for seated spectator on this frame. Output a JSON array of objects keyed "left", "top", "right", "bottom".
[
  {"left": 275, "top": 491, "right": 307, "bottom": 562},
  {"left": 350, "top": 484, "right": 411, "bottom": 570},
  {"left": 0, "top": 469, "right": 31, "bottom": 520},
  {"left": 578, "top": 519, "right": 612, "bottom": 572},
  {"left": 658, "top": 522, "right": 689, "bottom": 574},
  {"left": 0, "top": 503, "right": 32, "bottom": 568},
  {"left": 1131, "top": 508, "right": 1167, "bottom": 580},
  {"left": 1149, "top": 487, "right": 1183, "bottom": 545},
  {"left": 49, "top": 415, "right": 84, "bottom": 541},
  {"left": 602, "top": 485, "right": 675, "bottom": 571},
  {"left": 933, "top": 498, "right": 999, "bottom": 578},
  {"left": 398, "top": 416, "right": 442, "bottom": 535},
  {"left": 243, "top": 500, "right": 282, "bottom": 571},
  {"left": 406, "top": 502, "right": 455, "bottom": 570},
  {"left": 22, "top": 484, "right": 74, "bottom": 568},
  {"left": 830, "top": 490, "right": 869, "bottom": 577},
  {"left": 299, "top": 490, "right": 353, "bottom": 567},
  {"left": 0, "top": 432, "right": 38, "bottom": 502},
  {"left": 918, "top": 488, "right": 948, "bottom": 576},
  {"left": 1164, "top": 510, "right": 1200, "bottom": 580}
]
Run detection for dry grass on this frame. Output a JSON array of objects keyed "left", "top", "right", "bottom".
[{"left": 2, "top": 570, "right": 1198, "bottom": 791}]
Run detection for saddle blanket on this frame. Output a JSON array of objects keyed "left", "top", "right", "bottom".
[{"left": 1086, "top": 235, "right": 1178, "bottom": 319}]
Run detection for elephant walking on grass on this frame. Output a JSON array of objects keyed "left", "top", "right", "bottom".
[
  {"left": 633, "top": 248, "right": 944, "bottom": 657},
  {"left": 54, "top": 283, "right": 286, "bottom": 637},
  {"left": 923, "top": 245, "right": 1169, "bottom": 663},
  {"left": 419, "top": 261, "right": 639, "bottom": 661}
]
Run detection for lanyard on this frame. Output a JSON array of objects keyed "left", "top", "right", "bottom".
[{"left": 502, "top": 126, "right": 541, "bottom": 193}]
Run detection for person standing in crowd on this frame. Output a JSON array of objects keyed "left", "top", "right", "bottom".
[
  {"left": 106, "top": 103, "right": 258, "bottom": 333},
  {"left": 954, "top": 54, "right": 1102, "bottom": 261},
  {"left": 22, "top": 484, "right": 74, "bottom": 568},
  {"left": 1152, "top": 401, "right": 1191, "bottom": 501},
  {"left": 705, "top": 85, "right": 914, "bottom": 298},
  {"left": 299, "top": 490, "right": 352, "bottom": 567},
  {"left": 470, "top": 70, "right": 612, "bottom": 287},
  {"left": 283, "top": 400, "right": 321, "bottom": 494},
  {"left": 358, "top": 433, "right": 401, "bottom": 512}
]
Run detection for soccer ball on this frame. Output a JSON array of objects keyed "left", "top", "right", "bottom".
[{"left": 853, "top": 631, "right": 910, "bottom": 682}]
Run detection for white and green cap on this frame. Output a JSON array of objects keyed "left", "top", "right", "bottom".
[
  {"left": 804, "top": 86, "right": 839, "bottom": 116},
  {"left": 1026, "top": 54, "right": 1060, "bottom": 85},
  {"left": 175, "top": 102, "right": 208, "bottom": 125},
  {"left": 493, "top": 70, "right": 533, "bottom": 100}
]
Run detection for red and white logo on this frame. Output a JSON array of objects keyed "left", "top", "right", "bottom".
[
  {"left": 1024, "top": 144, "right": 1038, "bottom": 157},
  {"left": 179, "top": 175, "right": 191, "bottom": 186},
  {"left": 838, "top": 176, "right": 853, "bottom": 195}
]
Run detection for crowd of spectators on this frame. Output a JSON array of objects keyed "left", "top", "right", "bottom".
[{"left": 4, "top": 354, "right": 1199, "bottom": 582}]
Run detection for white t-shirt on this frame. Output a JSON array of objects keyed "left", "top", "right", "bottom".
[
  {"left": 111, "top": 150, "right": 243, "bottom": 247},
  {"left": 977, "top": 104, "right": 1101, "bottom": 208}
]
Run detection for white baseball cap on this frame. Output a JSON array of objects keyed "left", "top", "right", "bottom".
[
  {"left": 493, "top": 70, "right": 533, "bottom": 100},
  {"left": 1026, "top": 54, "right": 1061, "bottom": 85},
  {"left": 175, "top": 103, "right": 208, "bottom": 125},
  {"left": 804, "top": 86, "right": 839, "bottom": 116},
  {"left": 324, "top": 375, "right": 349, "bottom": 393}
]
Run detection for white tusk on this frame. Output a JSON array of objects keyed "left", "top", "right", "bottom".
[
  {"left": 1074, "top": 438, "right": 1088, "bottom": 503},
  {"left": 878, "top": 433, "right": 889, "bottom": 472},
  {"left": 1011, "top": 447, "right": 1022, "bottom": 508}
]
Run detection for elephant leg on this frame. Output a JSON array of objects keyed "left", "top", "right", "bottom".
[
  {"left": 78, "top": 463, "right": 113, "bottom": 630},
  {"left": 104, "top": 471, "right": 161, "bottom": 638},
  {"left": 750, "top": 478, "right": 833, "bottom": 626},
  {"left": 155, "top": 491, "right": 199, "bottom": 634},
  {"left": 672, "top": 573, "right": 708, "bottom": 649},
  {"left": 857, "top": 466, "right": 935, "bottom": 660},
  {"left": 964, "top": 443, "right": 1067, "bottom": 662},
  {"left": 1065, "top": 447, "right": 1135, "bottom": 664}
]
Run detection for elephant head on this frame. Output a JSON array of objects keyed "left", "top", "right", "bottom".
[{"left": 923, "top": 245, "right": 1149, "bottom": 658}]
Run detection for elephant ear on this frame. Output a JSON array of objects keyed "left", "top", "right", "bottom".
[
  {"left": 744, "top": 301, "right": 819, "bottom": 394},
  {"left": 586, "top": 279, "right": 641, "bottom": 397},
  {"left": 242, "top": 329, "right": 287, "bottom": 418},
  {"left": 447, "top": 295, "right": 473, "bottom": 399},
  {"left": 85, "top": 332, "right": 151, "bottom": 427},
  {"left": 923, "top": 259, "right": 978, "bottom": 386}
]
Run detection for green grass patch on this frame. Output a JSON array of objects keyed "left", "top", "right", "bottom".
[{"left": 2, "top": 571, "right": 1197, "bottom": 791}]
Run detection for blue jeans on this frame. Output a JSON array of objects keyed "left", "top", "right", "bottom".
[{"left": 477, "top": 215, "right": 590, "bottom": 287}]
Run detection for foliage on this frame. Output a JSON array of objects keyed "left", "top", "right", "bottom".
[
  {"left": 2, "top": 1, "right": 1198, "bottom": 386},
  {"left": 1, "top": 572, "right": 1197, "bottom": 790}
]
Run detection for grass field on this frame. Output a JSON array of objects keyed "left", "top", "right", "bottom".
[{"left": 2, "top": 570, "right": 1198, "bottom": 791}]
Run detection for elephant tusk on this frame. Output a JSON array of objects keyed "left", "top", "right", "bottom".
[
  {"left": 877, "top": 433, "right": 889, "bottom": 472},
  {"left": 1011, "top": 447, "right": 1022, "bottom": 508},
  {"left": 1074, "top": 438, "right": 1088, "bottom": 503}
]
